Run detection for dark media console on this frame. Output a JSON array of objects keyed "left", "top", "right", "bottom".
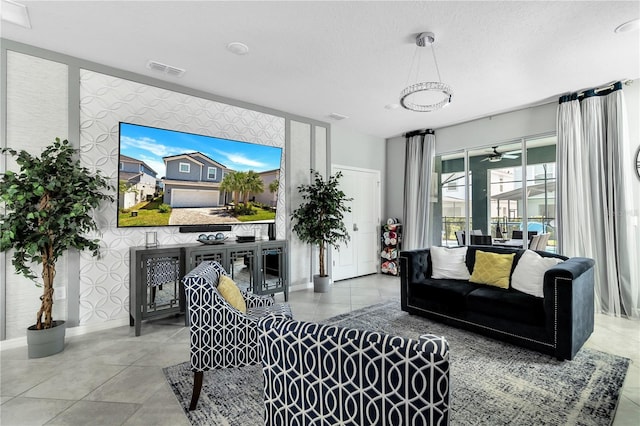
[{"left": 129, "top": 239, "right": 288, "bottom": 336}]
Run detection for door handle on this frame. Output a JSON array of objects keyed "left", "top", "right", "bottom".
[{"left": 353, "top": 223, "right": 358, "bottom": 232}]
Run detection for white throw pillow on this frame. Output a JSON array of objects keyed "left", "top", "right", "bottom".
[
  {"left": 511, "top": 250, "right": 563, "bottom": 297},
  {"left": 431, "top": 246, "right": 471, "bottom": 280}
]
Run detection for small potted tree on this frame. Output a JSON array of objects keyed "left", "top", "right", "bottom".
[
  {"left": 0, "top": 138, "right": 113, "bottom": 358},
  {"left": 291, "top": 170, "right": 351, "bottom": 292}
]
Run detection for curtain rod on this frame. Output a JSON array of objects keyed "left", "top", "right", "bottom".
[
  {"left": 561, "top": 79, "right": 632, "bottom": 102},
  {"left": 404, "top": 128, "right": 434, "bottom": 138},
  {"left": 559, "top": 80, "right": 627, "bottom": 104},
  {"left": 580, "top": 80, "right": 628, "bottom": 96}
]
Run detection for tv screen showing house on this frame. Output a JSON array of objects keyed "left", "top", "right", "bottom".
[{"left": 117, "top": 122, "right": 283, "bottom": 228}]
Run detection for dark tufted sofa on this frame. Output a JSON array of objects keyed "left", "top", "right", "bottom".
[
  {"left": 258, "top": 315, "right": 450, "bottom": 426},
  {"left": 400, "top": 246, "right": 595, "bottom": 360}
]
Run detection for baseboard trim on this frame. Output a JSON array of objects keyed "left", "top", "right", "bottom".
[
  {"left": 2, "top": 284, "right": 316, "bottom": 351},
  {"left": 0, "top": 317, "right": 130, "bottom": 351},
  {"left": 289, "top": 282, "right": 313, "bottom": 292}
]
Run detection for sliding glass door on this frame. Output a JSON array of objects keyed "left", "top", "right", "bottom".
[
  {"left": 524, "top": 135, "right": 557, "bottom": 251},
  {"left": 469, "top": 141, "right": 523, "bottom": 239},
  {"left": 433, "top": 134, "right": 557, "bottom": 251},
  {"left": 436, "top": 152, "right": 467, "bottom": 247}
]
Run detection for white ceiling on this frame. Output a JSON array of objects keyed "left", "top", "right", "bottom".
[{"left": 2, "top": 1, "right": 639, "bottom": 139}]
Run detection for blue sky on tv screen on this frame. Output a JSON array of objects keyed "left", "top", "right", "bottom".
[{"left": 119, "top": 123, "right": 282, "bottom": 178}]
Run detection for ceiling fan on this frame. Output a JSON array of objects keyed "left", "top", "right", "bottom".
[{"left": 481, "top": 147, "right": 520, "bottom": 162}]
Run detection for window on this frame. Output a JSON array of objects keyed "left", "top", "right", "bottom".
[
  {"left": 524, "top": 135, "right": 557, "bottom": 251},
  {"left": 179, "top": 162, "right": 190, "bottom": 173},
  {"left": 207, "top": 167, "right": 216, "bottom": 180},
  {"left": 437, "top": 154, "right": 467, "bottom": 247},
  {"left": 433, "top": 134, "right": 557, "bottom": 251},
  {"left": 119, "top": 162, "right": 124, "bottom": 170}
]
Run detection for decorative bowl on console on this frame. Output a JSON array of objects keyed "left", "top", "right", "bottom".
[{"left": 197, "top": 233, "right": 227, "bottom": 245}]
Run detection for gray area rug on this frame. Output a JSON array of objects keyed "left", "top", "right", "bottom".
[{"left": 164, "top": 301, "right": 630, "bottom": 425}]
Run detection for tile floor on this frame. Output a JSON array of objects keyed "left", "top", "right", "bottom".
[{"left": 1, "top": 273, "right": 638, "bottom": 425}]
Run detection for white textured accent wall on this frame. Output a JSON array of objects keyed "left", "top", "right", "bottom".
[
  {"left": 4, "top": 52, "right": 69, "bottom": 338},
  {"left": 77, "top": 70, "right": 286, "bottom": 325},
  {"left": 288, "top": 121, "right": 312, "bottom": 286},
  {"left": 314, "top": 126, "right": 327, "bottom": 178}
]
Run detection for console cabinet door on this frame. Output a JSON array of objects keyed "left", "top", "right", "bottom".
[
  {"left": 130, "top": 247, "right": 183, "bottom": 336},
  {"left": 184, "top": 245, "right": 227, "bottom": 272},
  {"left": 256, "top": 241, "right": 288, "bottom": 301},
  {"left": 227, "top": 247, "right": 257, "bottom": 292}
]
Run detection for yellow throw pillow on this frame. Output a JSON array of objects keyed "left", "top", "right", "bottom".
[
  {"left": 217, "top": 275, "right": 247, "bottom": 313},
  {"left": 469, "top": 251, "right": 516, "bottom": 289}
]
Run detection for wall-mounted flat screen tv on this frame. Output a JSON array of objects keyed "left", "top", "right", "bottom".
[{"left": 117, "top": 122, "right": 283, "bottom": 228}]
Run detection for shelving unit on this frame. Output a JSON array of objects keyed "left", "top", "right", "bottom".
[{"left": 380, "top": 223, "right": 402, "bottom": 276}]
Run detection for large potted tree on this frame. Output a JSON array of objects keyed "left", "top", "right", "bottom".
[
  {"left": 0, "top": 138, "right": 113, "bottom": 358},
  {"left": 291, "top": 170, "right": 351, "bottom": 292}
]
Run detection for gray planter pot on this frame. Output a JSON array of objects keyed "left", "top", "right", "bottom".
[
  {"left": 313, "top": 275, "right": 331, "bottom": 293},
  {"left": 26, "top": 320, "right": 66, "bottom": 359}
]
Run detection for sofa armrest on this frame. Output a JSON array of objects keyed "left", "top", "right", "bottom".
[
  {"left": 399, "top": 249, "right": 432, "bottom": 311},
  {"left": 543, "top": 257, "right": 595, "bottom": 360},
  {"left": 546, "top": 257, "right": 595, "bottom": 280},
  {"left": 419, "top": 333, "right": 450, "bottom": 358},
  {"left": 242, "top": 290, "right": 275, "bottom": 308}
]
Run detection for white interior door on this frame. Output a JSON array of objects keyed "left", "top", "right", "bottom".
[{"left": 332, "top": 166, "right": 380, "bottom": 281}]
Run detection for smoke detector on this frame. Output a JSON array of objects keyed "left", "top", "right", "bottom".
[
  {"left": 226, "top": 42, "right": 249, "bottom": 55},
  {"left": 146, "top": 60, "right": 186, "bottom": 78}
]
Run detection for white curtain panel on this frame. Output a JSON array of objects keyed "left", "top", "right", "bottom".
[
  {"left": 403, "top": 133, "right": 435, "bottom": 250},
  {"left": 557, "top": 83, "right": 639, "bottom": 319}
]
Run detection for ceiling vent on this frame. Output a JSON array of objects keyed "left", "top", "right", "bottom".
[
  {"left": 146, "top": 60, "right": 186, "bottom": 78},
  {"left": 1, "top": 0, "right": 31, "bottom": 29},
  {"left": 328, "top": 112, "right": 349, "bottom": 121}
]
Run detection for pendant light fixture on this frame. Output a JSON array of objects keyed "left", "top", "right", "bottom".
[{"left": 400, "top": 32, "right": 453, "bottom": 112}]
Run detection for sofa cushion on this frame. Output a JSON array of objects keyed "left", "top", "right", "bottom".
[
  {"left": 469, "top": 250, "right": 515, "bottom": 289},
  {"left": 466, "top": 287, "right": 544, "bottom": 326},
  {"left": 431, "top": 246, "right": 471, "bottom": 280},
  {"left": 464, "top": 246, "right": 525, "bottom": 276},
  {"left": 512, "top": 250, "right": 564, "bottom": 297},
  {"left": 411, "top": 279, "right": 479, "bottom": 312}
]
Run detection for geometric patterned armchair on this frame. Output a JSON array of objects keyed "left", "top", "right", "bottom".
[
  {"left": 258, "top": 315, "right": 450, "bottom": 425},
  {"left": 182, "top": 261, "right": 292, "bottom": 411}
]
